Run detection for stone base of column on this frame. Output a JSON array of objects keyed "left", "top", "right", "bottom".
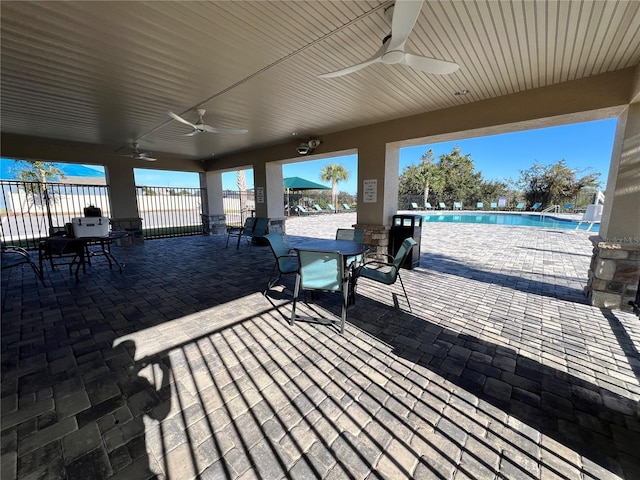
[
  {"left": 111, "top": 217, "right": 143, "bottom": 245},
  {"left": 353, "top": 223, "right": 390, "bottom": 257},
  {"left": 202, "top": 214, "right": 227, "bottom": 236},
  {"left": 586, "top": 236, "right": 640, "bottom": 311}
]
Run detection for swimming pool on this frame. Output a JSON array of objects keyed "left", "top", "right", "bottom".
[{"left": 420, "top": 212, "right": 598, "bottom": 231}]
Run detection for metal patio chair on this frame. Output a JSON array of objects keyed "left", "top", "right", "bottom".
[
  {"left": 2, "top": 245, "right": 45, "bottom": 286},
  {"left": 354, "top": 237, "right": 417, "bottom": 311},
  {"left": 226, "top": 216, "right": 256, "bottom": 249},
  {"left": 291, "top": 249, "right": 349, "bottom": 334},
  {"left": 335, "top": 228, "right": 365, "bottom": 267},
  {"left": 263, "top": 233, "right": 299, "bottom": 293}
]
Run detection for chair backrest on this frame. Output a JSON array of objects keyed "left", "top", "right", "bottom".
[
  {"left": 342, "top": 203, "right": 351, "bottom": 210},
  {"left": 314, "top": 204, "right": 323, "bottom": 212},
  {"left": 454, "top": 202, "right": 461, "bottom": 208},
  {"left": 563, "top": 202, "right": 574, "bottom": 210},
  {"left": 335, "top": 228, "right": 364, "bottom": 242},
  {"left": 298, "top": 206, "right": 308, "bottom": 213},
  {"left": 425, "top": 202, "right": 432, "bottom": 208},
  {"left": 264, "top": 233, "right": 297, "bottom": 273},
  {"left": 239, "top": 217, "right": 256, "bottom": 236},
  {"left": 411, "top": 202, "right": 418, "bottom": 209},
  {"left": 393, "top": 238, "right": 418, "bottom": 271},
  {"left": 477, "top": 202, "right": 483, "bottom": 208},
  {"left": 296, "top": 249, "right": 344, "bottom": 292},
  {"left": 252, "top": 217, "right": 269, "bottom": 237},
  {"left": 516, "top": 202, "right": 525, "bottom": 209},
  {"left": 328, "top": 204, "right": 336, "bottom": 211},
  {"left": 490, "top": 202, "right": 497, "bottom": 208},
  {"left": 439, "top": 202, "right": 446, "bottom": 208},
  {"left": 531, "top": 202, "right": 541, "bottom": 210},
  {"left": 582, "top": 204, "right": 603, "bottom": 222}
]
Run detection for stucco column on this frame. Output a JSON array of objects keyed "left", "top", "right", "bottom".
[
  {"left": 203, "top": 170, "right": 226, "bottom": 235},
  {"left": 353, "top": 140, "right": 399, "bottom": 255},
  {"left": 586, "top": 103, "right": 640, "bottom": 310},
  {"left": 252, "top": 161, "right": 285, "bottom": 234},
  {"left": 104, "top": 162, "right": 143, "bottom": 244}
]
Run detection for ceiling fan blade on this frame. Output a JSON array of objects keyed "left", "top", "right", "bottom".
[
  {"left": 403, "top": 52, "right": 459, "bottom": 74},
  {"left": 168, "top": 111, "right": 197, "bottom": 129},
  {"left": 387, "top": 0, "right": 424, "bottom": 52},
  {"left": 183, "top": 131, "right": 199, "bottom": 137},
  {"left": 203, "top": 125, "right": 248, "bottom": 135},
  {"left": 318, "top": 45, "right": 385, "bottom": 78}
]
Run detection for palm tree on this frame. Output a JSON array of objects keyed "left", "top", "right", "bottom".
[{"left": 320, "top": 163, "right": 349, "bottom": 206}]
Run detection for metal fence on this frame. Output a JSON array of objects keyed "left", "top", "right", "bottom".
[
  {"left": 136, "top": 186, "right": 205, "bottom": 239},
  {"left": 0, "top": 180, "right": 111, "bottom": 249},
  {"left": 222, "top": 190, "right": 255, "bottom": 228}
]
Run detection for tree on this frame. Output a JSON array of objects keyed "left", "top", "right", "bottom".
[
  {"left": 398, "top": 150, "right": 445, "bottom": 206},
  {"left": 11, "top": 160, "right": 65, "bottom": 231},
  {"left": 237, "top": 170, "right": 248, "bottom": 215},
  {"left": 518, "top": 160, "right": 600, "bottom": 207},
  {"left": 320, "top": 163, "right": 349, "bottom": 206},
  {"left": 399, "top": 146, "right": 483, "bottom": 205}
]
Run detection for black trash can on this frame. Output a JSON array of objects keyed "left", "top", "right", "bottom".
[{"left": 389, "top": 214, "right": 422, "bottom": 269}]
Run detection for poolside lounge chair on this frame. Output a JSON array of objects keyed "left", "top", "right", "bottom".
[
  {"left": 411, "top": 202, "right": 419, "bottom": 210},
  {"left": 296, "top": 206, "right": 311, "bottom": 215},
  {"left": 531, "top": 202, "right": 542, "bottom": 211},
  {"left": 576, "top": 204, "right": 603, "bottom": 231},
  {"left": 439, "top": 202, "right": 446, "bottom": 209},
  {"left": 425, "top": 202, "right": 433, "bottom": 210},
  {"left": 515, "top": 202, "right": 525, "bottom": 211},
  {"left": 490, "top": 202, "right": 498, "bottom": 209},
  {"left": 476, "top": 202, "right": 484, "bottom": 210},
  {"left": 313, "top": 204, "right": 324, "bottom": 213},
  {"left": 453, "top": 202, "right": 462, "bottom": 210},
  {"left": 562, "top": 202, "right": 575, "bottom": 212},
  {"left": 342, "top": 203, "right": 351, "bottom": 211},
  {"left": 291, "top": 249, "right": 349, "bottom": 334},
  {"left": 328, "top": 204, "right": 337, "bottom": 213}
]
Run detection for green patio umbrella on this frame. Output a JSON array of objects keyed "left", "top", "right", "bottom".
[{"left": 283, "top": 177, "right": 330, "bottom": 215}]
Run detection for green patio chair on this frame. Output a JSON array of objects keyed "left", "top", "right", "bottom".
[
  {"left": 454, "top": 202, "right": 462, "bottom": 210},
  {"left": 515, "top": 202, "right": 525, "bottom": 211},
  {"left": 562, "top": 202, "right": 575, "bottom": 212},
  {"left": 425, "top": 202, "right": 433, "bottom": 209},
  {"left": 328, "top": 204, "right": 337, "bottom": 213},
  {"left": 355, "top": 237, "right": 417, "bottom": 311},
  {"left": 313, "top": 204, "right": 324, "bottom": 213},
  {"left": 477, "top": 202, "right": 484, "bottom": 209},
  {"left": 342, "top": 203, "right": 352, "bottom": 211},
  {"left": 531, "top": 202, "right": 542, "bottom": 211},
  {"left": 250, "top": 217, "right": 270, "bottom": 248},
  {"left": 335, "top": 228, "right": 365, "bottom": 267},
  {"left": 2, "top": 245, "right": 45, "bottom": 286},
  {"left": 263, "top": 233, "right": 298, "bottom": 293},
  {"left": 291, "top": 249, "right": 349, "bottom": 334},
  {"left": 439, "top": 202, "right": 447, "bottom": 209},
  {"left": 226, "top": 217, "right": 255, "bottom": 249},
  {"left": 490, "top": 202, "right": 498, "bottom": 209}
]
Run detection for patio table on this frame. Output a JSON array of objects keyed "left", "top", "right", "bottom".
[
  {"left": 292, "top": 238, "right": 368, "bottom": 305},
  {"left": 39, "top": 231, "right": 128, "bottom": 281}
]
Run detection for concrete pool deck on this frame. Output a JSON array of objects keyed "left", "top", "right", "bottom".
[{"left": 2, "top": 212, "right": 639, "bottom": 479}]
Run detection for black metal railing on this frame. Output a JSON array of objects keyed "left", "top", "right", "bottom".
[
  {"left": 1, "top": 180, "right": 111, "bottom": 249},
  {"left": 223, "top": 190, "right": 255, "bottom": 227},
  {"left": 136, "top": 186, "right": 205, "bottom": 239}
]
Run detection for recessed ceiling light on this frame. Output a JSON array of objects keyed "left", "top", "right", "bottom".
[
  {"left": 454, "top": 89, "right": 470, "bottom": 96},
  {"left": 292, "top": 132, "right": 298, "bottom": 136}
]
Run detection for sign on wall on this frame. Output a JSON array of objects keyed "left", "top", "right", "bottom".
[
  {"left": 256, "top": 186, "right": 264, "bottom": 203},
  {"left": 362, "top": 179, "right": 377, "bottom": 203}
]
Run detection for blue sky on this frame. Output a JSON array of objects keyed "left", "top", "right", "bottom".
[{"left": 1, "top": 118, "right": 617, "bottom": 193}]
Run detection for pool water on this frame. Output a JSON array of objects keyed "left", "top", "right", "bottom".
[{"left": 421, "top": 212, "right": 598, "bottom": 231}]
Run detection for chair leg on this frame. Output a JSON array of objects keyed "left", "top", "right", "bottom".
[
  {"left": 290, "top": 274, "right": 301, "bottom": 326},
  {"left": 264, "top": 263, "right": 281, "bottom": 294},
  {"left": 397, "top": 273, "right": 411, "bottom": 312},
  {"left": 340, "top": 282, "right": 348, "bottom": 334}
]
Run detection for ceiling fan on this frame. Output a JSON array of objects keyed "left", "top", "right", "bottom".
[
  {"left": 167, "top": 109, "right": 248, "bottom": 136},
  {"left": 124, "top": 142, "right": 157, "bottom": 161},
  {"left": 318, "top": 0, "right": 459, "bottom": 78}
]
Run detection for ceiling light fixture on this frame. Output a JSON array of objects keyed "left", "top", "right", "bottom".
[{"left": 454, "top": 89, "right": 470, "bottom": 96}]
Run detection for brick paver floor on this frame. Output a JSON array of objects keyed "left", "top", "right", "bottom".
[{"left": 2, "top": 212, "right": 639, "bottom": 479}]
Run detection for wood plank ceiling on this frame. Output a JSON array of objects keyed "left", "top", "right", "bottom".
[{"left": 1, "top": 1, "right": 639, "bottom": 161}]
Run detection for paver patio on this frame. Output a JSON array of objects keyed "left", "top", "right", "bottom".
[{"left": 2, "top": 212, "right": 639, "bottom": 479}]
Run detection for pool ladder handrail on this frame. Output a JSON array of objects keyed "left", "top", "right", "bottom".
[{"left": 540, "top": 204, "right": 559, "bottom": 219}]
